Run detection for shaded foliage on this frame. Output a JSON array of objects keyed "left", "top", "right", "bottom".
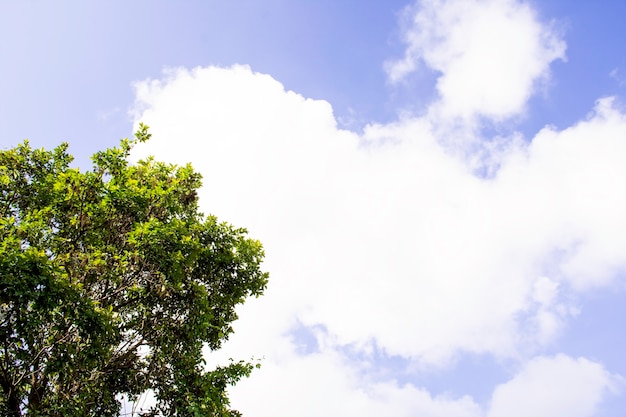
[{"left": 0, "top": 125, "right": 268, "bottom": 416}]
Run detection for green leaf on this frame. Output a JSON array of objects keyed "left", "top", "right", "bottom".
[{"left": 0, "top": 128, "right": 268, "bottom": 417}]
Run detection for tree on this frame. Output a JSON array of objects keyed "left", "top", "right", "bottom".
[{"left": 0, "top": 125, "right": 268, "bottom": 416}]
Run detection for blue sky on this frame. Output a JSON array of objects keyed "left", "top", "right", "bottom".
[{"left": 2, "top": 1, "right": 626, "bottom": 416}]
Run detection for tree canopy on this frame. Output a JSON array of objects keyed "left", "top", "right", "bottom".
[{"left": 0, "top": 125, "right": 268, "bottom": 416}]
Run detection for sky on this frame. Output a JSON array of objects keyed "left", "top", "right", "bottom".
[{"left": 2, "top": 1, "right": 626, "bottom": 416}]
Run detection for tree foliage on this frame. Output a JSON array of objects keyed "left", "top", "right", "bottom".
[{"left": 0, "top": 125, "right": 268, "bottom": 416}]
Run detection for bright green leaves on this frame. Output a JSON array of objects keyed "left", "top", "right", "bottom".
[{"left": 0, "top": 128, "right": 268, "bottom": 416}]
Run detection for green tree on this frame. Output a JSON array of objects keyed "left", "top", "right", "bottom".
[{"left": 0, "top": 125, "right": 268, "bottom": 416}]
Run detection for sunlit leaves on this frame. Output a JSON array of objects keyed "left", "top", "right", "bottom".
[{"left": 0, "top": 128, "right": 268, "bottom": 416}]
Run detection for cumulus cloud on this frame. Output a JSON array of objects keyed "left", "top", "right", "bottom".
[
  {"left": 385, "top": 0, "right": 566, "bottom": 120},
  {"left": 129, "top": 63, "right": 626, "bottom": 415},
  {"left": 227, "top": 343, "right": 482, "bottom": 417},
  {"left": 127, "top": 1, "right": 626, "bottom": 415},
  {"left": 132, "top": 65, "right": 626, "bottom": 363},
  {"left": 487, "top": 355, "right": 622, "bottom": 417}
]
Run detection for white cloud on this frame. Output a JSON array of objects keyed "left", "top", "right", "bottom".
[
  {"left": 130, "top": 63, "right": 626, "bottom": 415},
  {"left": 496, "top": 97, "right": 626, "bottom": 291},
  {"left": 226, "top": 345, "right": 482, "bottom": 417},
  {"left": 131, "top": 65, "right": 520, "bottom": 364},
  {"left": 230, "top": 353, "right": 621, "bottom": 417},
  {"left": 386, "top": 0, "right": 566, "bottom": 120},
  {"left": 487, "top": 355, "right": 622, "bottom": 417},
  {"left": 127, "top": 1, "right": 626, "bottom": 415}
]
